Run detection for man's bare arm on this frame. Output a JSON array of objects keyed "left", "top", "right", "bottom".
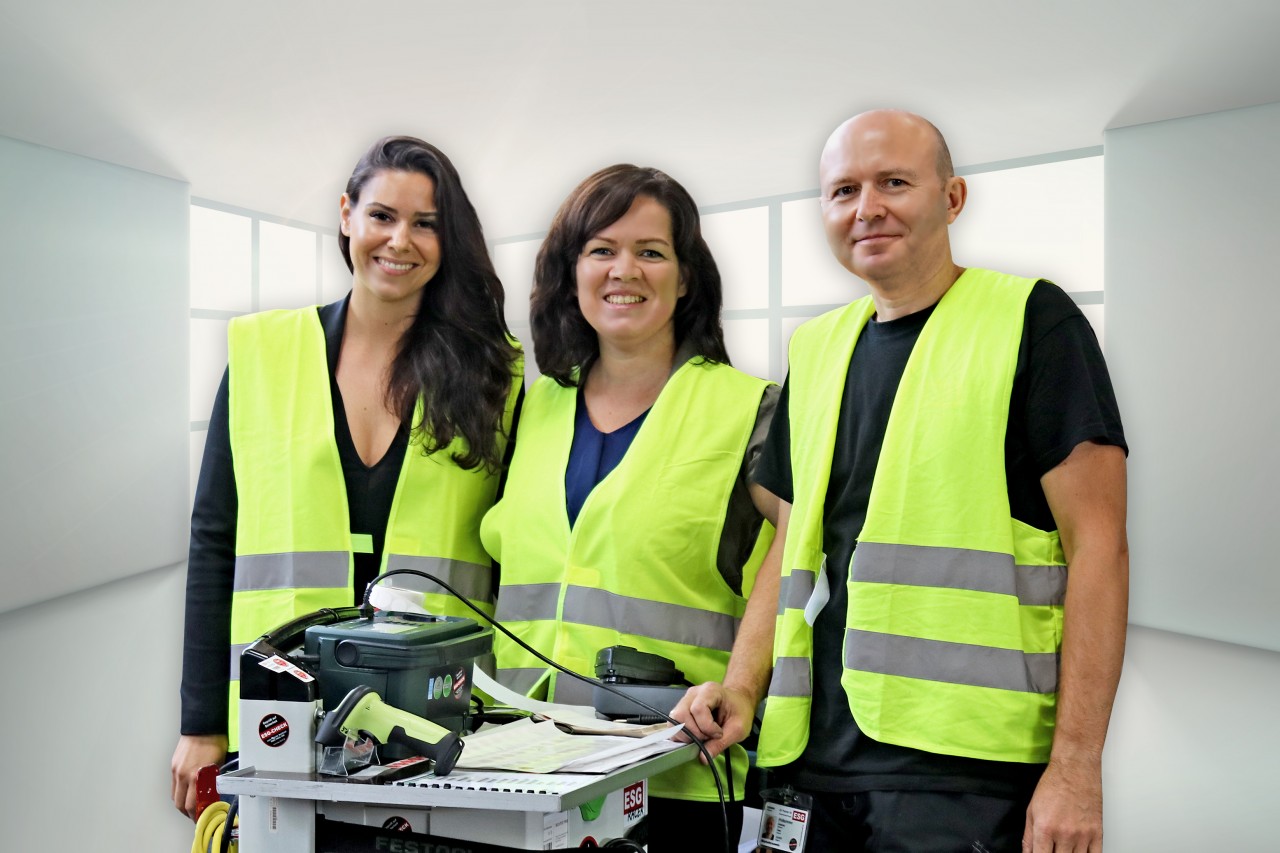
[
  {"left": 673, "top": 497, "right": 791, "bottom": 761},
  {"left": 1025, "top": 441, "right": 1129, "bottom": 853}
]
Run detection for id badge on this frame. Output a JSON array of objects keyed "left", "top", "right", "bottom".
[{"left": 755, "top": 786, "right": 813, "bottom": 852}]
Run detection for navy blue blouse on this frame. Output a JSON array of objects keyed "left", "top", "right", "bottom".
[{"left": 564, "top": 389, "right": 649, "bottom": 527}]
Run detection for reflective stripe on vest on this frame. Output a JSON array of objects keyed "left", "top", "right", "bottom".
[
  {"left": 225, "top": 307, "right": 520, "bottom": 751},
  {"left": 561, "top": 587, "right": 739, "bottom": 652},
  {"left": 845, "top": 629, "right": 1059, "bottom": 694},
  {"left": 229, "top": 644, "right": 251, "bottom": 682},
  {"left": 495, "top": 585, "right": 739, "bottom": 653},
  {"left": 384, "top": 554, "right": 495, "bottom": 603},
  {"left": 853, "top": 542, "right": 1066, "bottom": 607},
  {"left": 482, "top": 359, "right": 771, "bottom": 801},
  {"left": 494, "top": 582, "right": 562, "bottom": 622},
  {"left": 232, "top": 552, "right": 349, "bottom": 592},
  {"left": 497, "top": 668, "right": 548, "bottom": 695},
  {"left": 759, "top": 269, "right": 1063, "bottom": 767},
  {"left": 777, "top": 569, "right": 817, "bottom": 615},
  {"left": 766, "top": 656, "right": 812, "bottom": 698}
]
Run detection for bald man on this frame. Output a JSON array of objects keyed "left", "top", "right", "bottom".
[{"left": 675, "top": 111, "right": 1128, "bottom": 852}]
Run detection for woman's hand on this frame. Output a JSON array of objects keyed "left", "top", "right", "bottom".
[{"left": 170, "top": 734, "right": 228, "bottom": 820}]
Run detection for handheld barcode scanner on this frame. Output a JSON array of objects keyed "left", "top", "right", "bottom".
[{"left": 315, "top": 685, "right": 465, "bottom": 776}]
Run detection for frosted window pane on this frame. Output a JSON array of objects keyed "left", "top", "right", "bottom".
[
  {"left": 724, "top": 318, "right": 770, "bottom": 381},
  {"left": 702, "top": 208, "right": 768, "bottom": 310},
  {"left": 190, "top": 206, "right": 251, "bottom": 312},
  {"left": 493, "top": 240, "right": 540, "bottom": 330},
  {"left": 190, "top": 429, "right": 207, "bottom": 508},
  {"left": 1078, "top": 304, "right": 1105, "bottom": 351},
  {"left": 190, "top": 318, "right": 228, "bottom": 421},
  {"left": 320, "top": 234, "right": 351, "bottom": 305},
  {"left": 951, "top": 157, "right": 1103, "bottom": 293},
  {"left": 781, "top": 198, "right": 868, "bottom": 306},
  {"left": 259, "top": 221, "right": 318, "bottom": 310}
]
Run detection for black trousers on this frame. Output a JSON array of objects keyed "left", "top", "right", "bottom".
[
  {"left": 645, "top": 795, "right": 744, "bottom": 852},
  {"left": 800, "top": 789, "right": 1031, "bottom": 853}
]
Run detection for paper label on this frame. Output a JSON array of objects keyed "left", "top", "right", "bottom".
[
  {"left": 541, "top": 810, "right": 569, "bottom": 849},
  {"left": 257, "top": 655, "right": 315, "bottom": 682}
]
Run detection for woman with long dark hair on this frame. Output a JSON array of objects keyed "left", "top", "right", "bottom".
[
  {"left": 170, "top": 136, "right": 521, "bottom": 817},
  {"left": 481, "top": 164, "right": 781, "bottom": 851}
]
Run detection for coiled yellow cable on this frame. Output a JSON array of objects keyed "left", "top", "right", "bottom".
[{"left": 191, "top": 800, "right": 237, "bottom": 853}]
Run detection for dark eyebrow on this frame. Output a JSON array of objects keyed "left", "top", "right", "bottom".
[
  {"left": 585, "top": 236, "right": 672, "bottom": 247},
  {"left": 367, "top": 201, "right": 438, "bottom": 218}
]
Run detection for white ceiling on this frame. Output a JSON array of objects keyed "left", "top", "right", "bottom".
[{"left": 3, "top": 1, "right": 1279, "bottom": 238}]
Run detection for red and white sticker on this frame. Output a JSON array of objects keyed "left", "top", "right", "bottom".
[
  {"left": 258, "top": 713, "right": 290, "bottom": 748},
  {"left": 257, "top": 655, "right": 315, "bottom": 682},
  {"left": 622, "top": 781, "right": 646, "bottom": 826}
]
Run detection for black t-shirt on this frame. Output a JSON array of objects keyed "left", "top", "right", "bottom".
[{"left": 753, "top": 279, "right": 1127, "bottom": 798}]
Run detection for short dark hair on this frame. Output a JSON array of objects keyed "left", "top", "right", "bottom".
[
  {"left": 340, "top": 136, "right": 519, "bottom": 471},
  {"left": 530, "top": 164, "right": 729, "bottom": 385}
]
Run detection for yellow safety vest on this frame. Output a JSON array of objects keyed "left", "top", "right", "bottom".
[
  {"left": 225, "top": 307, "right": 521, "bottom": 750},
  {"left": 481, "top": 358, "right": 773, "bottom": 801},
  {"left": 759, "top": 269, "right": 1065, "bottom": 766}
]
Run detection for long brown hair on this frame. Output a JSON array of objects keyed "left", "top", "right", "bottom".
[{"left": 340, "top": 136, "right": 519, "bottom": 470}]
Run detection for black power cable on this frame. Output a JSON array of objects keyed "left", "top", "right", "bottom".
[{"left": 217, "top": 796, "right": 239, "bottom": 853}]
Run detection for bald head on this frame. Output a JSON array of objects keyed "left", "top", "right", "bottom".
[
  {"left": 816, "top": 108, "right": 968, "bottom": 295},
  {"left": 822, "top": 110, "right": 954, "bottom": 184}
]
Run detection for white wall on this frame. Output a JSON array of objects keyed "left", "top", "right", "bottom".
[
  {"left": 0, "top": 563, "right": 192, "bottom": 851},
  {"left": 1101, "top": 102, "right": 1280, "bottom": 850},
  {"left": 1105, "top": 626, "right": 1280, "bottom": 850},
  {"left": 1106, "top": 101, "right": 1280, "bottom": 653},
  {"left": 0, "top": 137, "right": 192, "bottom": 851},
  {"left": 0, "top": 136, "right": 189, "bottom": 613}
]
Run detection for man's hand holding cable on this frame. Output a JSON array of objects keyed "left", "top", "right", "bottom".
[{"left": 672, "top": 682, "right": 757, "bottom": 763}]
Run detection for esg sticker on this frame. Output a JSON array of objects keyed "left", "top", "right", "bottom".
[{"left": 258, "top": 713, "right": 289, "bottom": 748}]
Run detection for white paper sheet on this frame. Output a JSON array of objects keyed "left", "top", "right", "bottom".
[{"left": 455, "top": 718, "right": 685, "bottom": 774}]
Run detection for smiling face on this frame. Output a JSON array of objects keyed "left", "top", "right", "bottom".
[
  {"left": 575, "top": 195, "right": 687, "bottom": 355},
  {"left": 340, "top": 169, "right": 441, "bottom": 310},
  {"left": 819, "top": 111, "right": 966, "bottom": 291}
]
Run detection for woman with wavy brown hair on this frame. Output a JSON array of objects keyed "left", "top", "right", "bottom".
[
  {"left": 482, "top": 164, "right": 781, "bottom": 851},
  {"left": 171, "top": 136, "right": 521, "bottom": 818}
]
